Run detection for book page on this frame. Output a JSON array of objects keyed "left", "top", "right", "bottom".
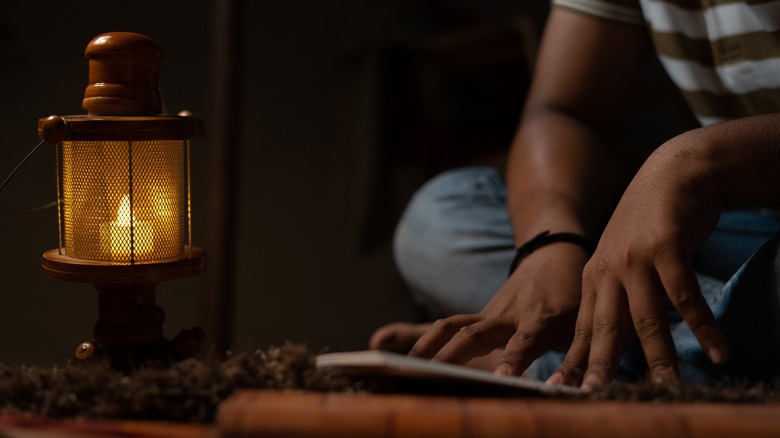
[{"left": 316, "top": 350, "right": 582, "bottom": 397}]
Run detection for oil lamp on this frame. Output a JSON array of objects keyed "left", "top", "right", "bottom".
[{"left": 38, "top": 32, "right": 206, "bottom": 367}]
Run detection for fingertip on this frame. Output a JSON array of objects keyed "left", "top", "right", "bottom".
[
  {"left": 704, "top": 331, "right": 729, "bottom": 365},
  {"left": 407, "top": 334, "right": 432, "bottom": 359},
  {"left": 651, "top": 372, "right": 679, "bottom": 387},
  {"left": 580, "top": 379, "right": 598, "bottom": 392},
  {"left": 707, "top": 345, "right": 729, "bottom": 365},
  {"left": 580, "top": 373, "right": 602, "bottom": 392},
  {"left": 368, "top": 331, "right": 394, "bottom": 351},
  {"left": 494, "top": 363, "right": 511, "bottom": 376},
  {"left": 545, "top": 372, "right": 562, "bottom": 386},
  {"left": 649, "top": 363, "right": 679, "bottom": 386}
]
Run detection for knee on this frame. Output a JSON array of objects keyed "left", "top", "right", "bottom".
[
  {"left": 393, "top": 167, "right": 503, "bottom": 273},
  {"left": 392, "top": 167, "right": 507, "bottom": 314}
]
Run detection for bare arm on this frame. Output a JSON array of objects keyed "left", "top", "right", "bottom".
[
  {"left": 507, "top": 8, "right": 651, "bottom": 244},
  {"left": 408, "top": 8, "right": 654, "bottom": 375}
]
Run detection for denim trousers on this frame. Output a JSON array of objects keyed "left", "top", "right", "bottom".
[{"left": 394, "top": 167, "right": 780, "bottom": 384}]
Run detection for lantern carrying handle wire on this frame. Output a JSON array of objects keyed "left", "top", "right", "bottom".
[{"left": 0, "top": 139, "right": 57, "bottom": 215}]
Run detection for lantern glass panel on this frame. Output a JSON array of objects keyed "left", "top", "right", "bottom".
[{"left": 57, "top": 139, "right": 191, "bottom": 264}]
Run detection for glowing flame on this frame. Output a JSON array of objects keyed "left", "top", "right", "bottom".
[
  {"left": 104, "top": 194, "right": 154, "bottom": 258},
  {"left": 116, "top": 195, "right": 135, "bottom": 226}
]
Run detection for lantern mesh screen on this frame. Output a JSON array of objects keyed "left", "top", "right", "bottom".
[{"left": 59, "top": 140, "right": 190, "bottom": 264}]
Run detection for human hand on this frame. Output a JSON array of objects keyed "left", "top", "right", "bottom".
[
  {"left": 408, "top": 243, "right": 590, "bottom": 376},
  {"left": 547, "top": 141, "right": 730, "bottom": 389}
]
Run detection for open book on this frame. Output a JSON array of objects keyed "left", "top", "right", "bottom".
[{"left": 316, "top": 350, "right": 582, "bottom": 397}]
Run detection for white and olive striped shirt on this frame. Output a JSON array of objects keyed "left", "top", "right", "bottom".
[{"left": 553, "top": 0, "right": 780, "bottom": 126}]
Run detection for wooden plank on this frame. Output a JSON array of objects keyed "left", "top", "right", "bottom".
[
  {"left": 0, "top": 413, "right": 215, "bottom": 438},
  {"left": 217, "top": 390, "right": 780, "bottom": 438}
]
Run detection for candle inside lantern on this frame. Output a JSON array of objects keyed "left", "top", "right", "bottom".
[{"left": 102, "top": 194, "right": 154, "bottom": 259}]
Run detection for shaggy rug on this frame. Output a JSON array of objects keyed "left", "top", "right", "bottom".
[{"left": 0, "top": 343, "right": 778, "bottom": 423}]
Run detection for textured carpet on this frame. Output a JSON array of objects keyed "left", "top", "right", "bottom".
[{"left": 1, "top": 344, "right": 778, "bottom": 423}]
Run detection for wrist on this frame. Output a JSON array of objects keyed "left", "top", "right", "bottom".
[
  {"left": 509, "top": 198, "right": 600, "bottom": 248},
  {"left": 508, "top": 230, "right": 595, "bottom": 277}
]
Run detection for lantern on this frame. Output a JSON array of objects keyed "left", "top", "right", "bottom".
[{"left": 38, "top": 32, "right": 207, "bottom": 367}]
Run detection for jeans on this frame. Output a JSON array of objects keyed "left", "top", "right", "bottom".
[{"left": 394, "top": 167, "right": 780, "bottom": 384}]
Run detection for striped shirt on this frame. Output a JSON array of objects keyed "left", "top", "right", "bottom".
[{"left": 553, "top": 0, "right": 780, "bottom": 126}]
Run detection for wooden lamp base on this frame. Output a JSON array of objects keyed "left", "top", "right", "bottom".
[{"left": 42, "top": 248, "right": 207, "bottom": 370}]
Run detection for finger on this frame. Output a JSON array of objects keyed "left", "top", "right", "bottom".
[
  {"left": 580, "top": 280, "right": 629, "bottom": 391},
  {"left": 408, "top": 314, "right": 480, "bottom": 359},
  {"left": 657, "top": 253, "right": 729, "bottom": 365},
  {"left": 368, "top": 322, "right": 432, "bottom": 352},
  {"left": 432, "top": 319, "right": 514, "bottom": 365},
  {"left": 626, "top": 268, "right": 678, "bottom": 384},
  {"left": 494, "top": 322, "right": 551, "bottom": 376},
  {"left": 547, "top": 275, "right": 598, "bottom": 386}
]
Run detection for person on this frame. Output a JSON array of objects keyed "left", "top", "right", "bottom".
[{"left": 369, "top": 0, "right": 780, "bottom": 390}]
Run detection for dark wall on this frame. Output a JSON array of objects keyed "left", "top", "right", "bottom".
[{"left": 0, "top": 0, "right": 558, "bottom": 364}]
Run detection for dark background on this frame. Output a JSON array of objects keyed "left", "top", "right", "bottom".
[{"left": 0, "top": 0, "right": 689, "bottom": 365}]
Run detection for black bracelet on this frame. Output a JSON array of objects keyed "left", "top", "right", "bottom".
[{"left": 508, "top": 230, "right": 595, "bottom": 277}]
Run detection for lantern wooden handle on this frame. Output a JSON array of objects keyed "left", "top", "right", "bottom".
[{"left": 82, "top": 32, "right": 165, "bottom": 116}]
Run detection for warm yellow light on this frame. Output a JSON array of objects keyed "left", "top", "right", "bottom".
[
  {"left": 58, "top": 139, "right": 190, "bottom": 264},
  {"left": 102, "top": 194, "right": 155, "bottom": 258}
]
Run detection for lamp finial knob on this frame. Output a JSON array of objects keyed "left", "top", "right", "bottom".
[{"left": 82, "top": 32, "right": 165, "bottom": 116}]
